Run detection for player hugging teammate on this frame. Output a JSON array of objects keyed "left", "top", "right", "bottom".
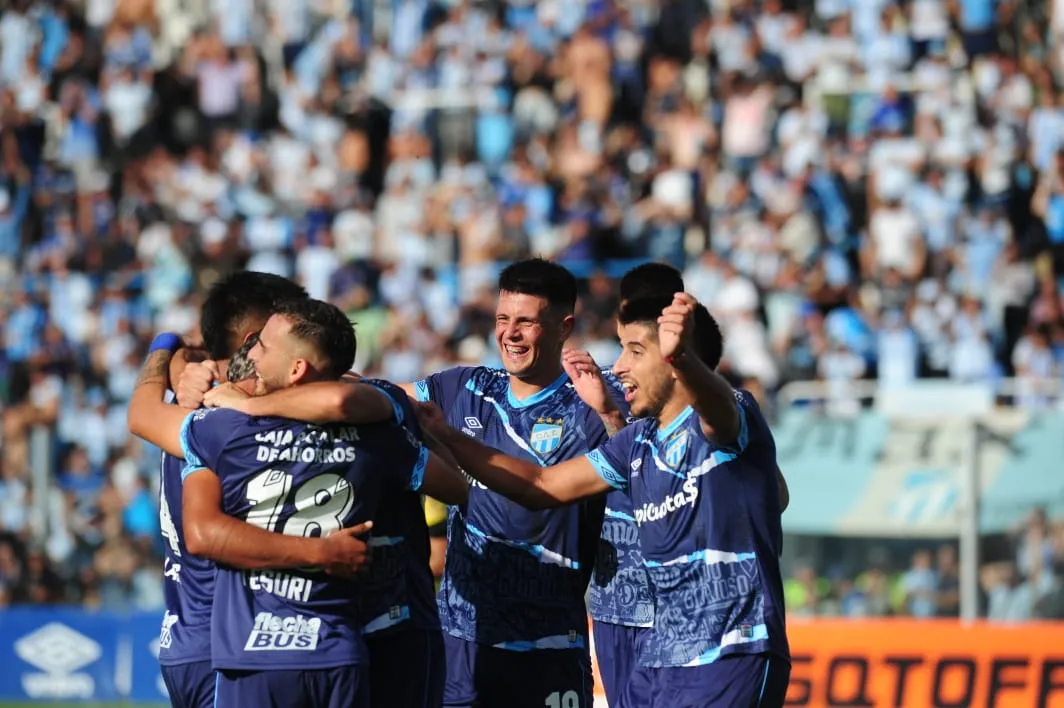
[{"left": 129, "top": 260, "right": 790, "bottom": 708}]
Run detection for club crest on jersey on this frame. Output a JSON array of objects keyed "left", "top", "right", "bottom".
[
  {"left": 664, "top": 431, "right": 689, "bottom": 468},
  {"left": 530, "top": 417, "right": 564, "bottom": 455}
]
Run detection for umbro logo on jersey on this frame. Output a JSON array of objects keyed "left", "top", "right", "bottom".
[{"left": 464, "top": 417, "right": 482, "bottom": 429}]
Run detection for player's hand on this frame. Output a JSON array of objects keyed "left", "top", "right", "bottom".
[
  {"left": 320, "top": 521, "right": 373, "bottom": 577},
  {"left": 562, "top": 349, "right": 616, "bottom": 415},
  {"left": 658, "top": 293, "right": 698, "bottom": 363},
  {"left": 177, "top": 360, "right": 220, "bottom": 409},
  {"left": 203, "top": 382, "right": 251, "bottom": 412},
  {"left": 414, "top": 402, "right": 449, "bottom": 439}
]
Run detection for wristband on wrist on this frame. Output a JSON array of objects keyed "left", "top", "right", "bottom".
[
  {"left": 664, "top": 350, "right": 687, "bottom": 366},
  {"left": 148, "top": 333, "right": 183, "bottom": 355}
]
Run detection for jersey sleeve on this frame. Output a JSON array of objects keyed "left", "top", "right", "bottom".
[
  {"left": 411, "top": 366, "right": 475, "bottom": 410},
  {"left": 179, "top": 408, "right": 240, "bottom": 481},
  {"left": 361, "top": 377, "right": 416, "bottom": 427},
  {"left": 583, "top": 421, "right": 640, "bottom": 492},
  {"left": 721, "top": 389, "right": 757, "bottom": 455}
]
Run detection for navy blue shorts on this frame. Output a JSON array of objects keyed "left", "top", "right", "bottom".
[
  {"left": 592, "top": 622, "right": 648, "bottom": 708},
  {"left": 366, "top": 629, "right": 445, "bottom": 708},
  {"left": 620, "top": 653, "right": 789, "bottom": 708},
  {"left": 442, "top": 633, "right": 592, "bottom": 708},
  {"left": 214, "top": 665, "right": 368, "bottom": 708},
  {"left": 160, "top": 660, "right": 215, "bottom": 708}
]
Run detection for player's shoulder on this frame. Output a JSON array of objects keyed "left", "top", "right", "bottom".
[{"left": 184, "top": 406, "right": 247, "bottom": 431}]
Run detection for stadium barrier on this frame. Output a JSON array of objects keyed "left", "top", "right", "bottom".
[{"left": 1, "top": 609, "right": 1062, "bottom": 706}]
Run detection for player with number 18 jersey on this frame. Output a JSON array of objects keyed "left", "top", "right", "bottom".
[{"left": 180, "top": 400, "right": 428, "bottom": 708}]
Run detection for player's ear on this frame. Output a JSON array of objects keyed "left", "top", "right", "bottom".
[
  {"left": 558, "top": 313, "right": 575, "bottom": 342},
  {"left": 289, "top": 358, "right": 309, "bottom": 385}
]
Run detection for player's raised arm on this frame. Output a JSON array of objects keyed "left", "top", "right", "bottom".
[
  {"left": 182, "top": 468, "right": 371, "bottom": 576},
  {"left": 416, "top": 402, "right": 614, "bottom": 509},
  {"left": 127, "top": 334, "right": 200, "bottom": 458},
  {"left": 658, "top": 293, "right": 743, "bottom": 447}
]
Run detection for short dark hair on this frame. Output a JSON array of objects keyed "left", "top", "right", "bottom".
[
  {"left": 617, "top": 296, "right": 723, "bottom": 369},
  {"left": 201, "top": 272, "right": 308, "bottom": 359},
  {"left": 619, "top": 262, "right": 684, "bottom": 303},
  {"left": 497, "top": 258, "right": 578, "bottom": 314},
  {"left": 273, "top": 298, "right": 356, "bottom": 380}
]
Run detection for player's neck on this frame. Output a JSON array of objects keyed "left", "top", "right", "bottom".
[
  {"left": 508, "top": 365, "right": 565, "bottom": 401},
  {"left": 656, "top": 389, "right": 695, "bottom": 430}
]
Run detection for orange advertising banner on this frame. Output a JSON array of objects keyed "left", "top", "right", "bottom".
[
  {"left": 590, "top": 619, "right": 1064, "bottom": 707},
  {"left": 785, "top": 619, "right": 1064, "bottom": 708}
]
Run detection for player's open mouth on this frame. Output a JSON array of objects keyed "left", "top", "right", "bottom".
[
  {"left": 504, "top": 345, "right": 529, "bottom": 359},
  {"left": 622, "top": 382, "right": 637, "bottom": 402}
]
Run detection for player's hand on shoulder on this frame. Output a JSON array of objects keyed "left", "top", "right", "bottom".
[
  {"left": 658, "top": 292, "right": 697, "bottom": 361},
  {"left": 413, "top": 401, "right": 448, "bottom": 438},
  {"left": 203, "top": 382, "right": 251, "bottom": 412},
  {"left": 177, "top": 360, "right": 221, "bottom": 409},
  {"left": 320, "top": 521, "right": 373, "bottom": 577},
  {"left": 562, "top": 348, "right": 614, "bottom": 414}
]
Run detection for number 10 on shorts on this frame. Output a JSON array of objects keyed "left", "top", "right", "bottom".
[{"left": 545, "top": 690, "right": 579, "bottom": 708}]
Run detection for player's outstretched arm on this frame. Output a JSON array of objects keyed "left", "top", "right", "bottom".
[
  {"left": 420, "top": 450, "right": 469, "bottom": 506},
  {"left": 127, "top": 335, "right": 200, "bottom": 458},
  {"left": 659, "top": 294, "right": 742, "bottom": 447},
  {"left": 204, "top": 380, "right": 396, "bottom": 424},
  {"left": 183, "top": 469, "right": 372, "bottom": 576},
  {"left": 416, "top": 403, "right": 611, "bottom": 509}
]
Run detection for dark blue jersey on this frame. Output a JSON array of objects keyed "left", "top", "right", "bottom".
[
  {"left": 588, "top": 370, "right": 653, "bottom": 628},
  {"left": 413, "top": 367, "right": 607, "bottom": 651},
  {"left": 359, "top": 378, "right": 440, "bottom": 637},
  {"left": 158, "top": 391, "right": 215, "bottom": 666},
  {"left": 179, "top": 403, "right": 427, "bottom": 671},
  {"left": 585, "top": 390, "right": 789, "bottom": 668}
]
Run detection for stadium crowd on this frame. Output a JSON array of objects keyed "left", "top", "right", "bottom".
[{"left": 0, "top": 0, "right": 1062, "bottom": 613}]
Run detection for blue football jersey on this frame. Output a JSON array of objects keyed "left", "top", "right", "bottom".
[
  {"left": 158, "top": 391, "right": 215, "bottom": 666},
  {"left": 413, "top": 367, "right": 607, "bottom": 651},
  {"left": 179, "top": 404, "right": 427, "bottom": 671},
  {"left": 358, "top": 379, "right": 440, "bottom": 637},
  {"left": 588, "top": 370, "right": 653, "bottom": 628},
  {"left": 585, "top": 390, "right": 789, "bottom": 668}
]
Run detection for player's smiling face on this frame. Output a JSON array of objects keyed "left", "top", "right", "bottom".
[
  {"left": 494, "top": 290, "right": 564, "bottom": 379},
  {"left": 613, "top": 321, "right": 674, "bottom": 418}
]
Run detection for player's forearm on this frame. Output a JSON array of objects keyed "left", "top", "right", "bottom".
[
  {"left": 436, "top": 426, "right": 559, "bottom": 509},
  {"left": 242, "top": 382, "right": 392, "bottom": 424},
  {"left": 128, "top": 349, "right": 185, "bottom": 458},
  {"left": 670, "top": 352, "right": 741, "bottom": 446},
  {"left": 185, "top": 513, "right": 325, "bottom": 569}
]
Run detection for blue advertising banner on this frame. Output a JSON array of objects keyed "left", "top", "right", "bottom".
[{"left": 0, "top": 608, "right": 169, "bottom": 703}]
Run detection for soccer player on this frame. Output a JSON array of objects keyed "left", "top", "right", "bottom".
[
  {"left": 203, "top": 376, "right": 456, "bottom": 708},
  {"left": 587, "top": 262, "right": 687, "bottom": 708},
  {"left": 129, "top": 299, "right": 467, "bottom": 707},
  {"left": 415, "top": 293, "right": 791, "bottom": 708},
  {"left": 393, "top": 258, "right": 622, "bottom": 708},
  {"left": 147, "top": 271, "right": 309, "bottom": 708}
]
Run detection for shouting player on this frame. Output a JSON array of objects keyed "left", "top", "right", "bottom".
[
  {"left": 587, "top": 262, "right": 686, "bottom": 707},
  {"left": 129, "top": 298, "right": 467, "bottom": 707},
  {"left": 416, "top": 293, "right": 791, "bottom": 708},
  {"left": 394, "top": 258, "right": 623, "bottom": 708},
  {"left": 146, "top": 271, "right": 309, "bottom": 708}
]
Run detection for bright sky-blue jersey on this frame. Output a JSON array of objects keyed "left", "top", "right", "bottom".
[
  {"left": 179, "top": 398, "right": 426, "bottom": 671},
  {"left": 157, "top": 388, "right": 215, "bottom": 665},
  {"left": 414, "top": 366, "right": 607, "bottom": 651},
  {"left": 588, "top": 370, "right": 653, "bottom": 628},
  {"left": 585, "top": 390, "right": 789, "bottom": 668}
]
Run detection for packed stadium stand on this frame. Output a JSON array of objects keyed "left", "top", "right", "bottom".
[{"left": 0, "top": 0, "right": 1062, "bottom": 703}]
